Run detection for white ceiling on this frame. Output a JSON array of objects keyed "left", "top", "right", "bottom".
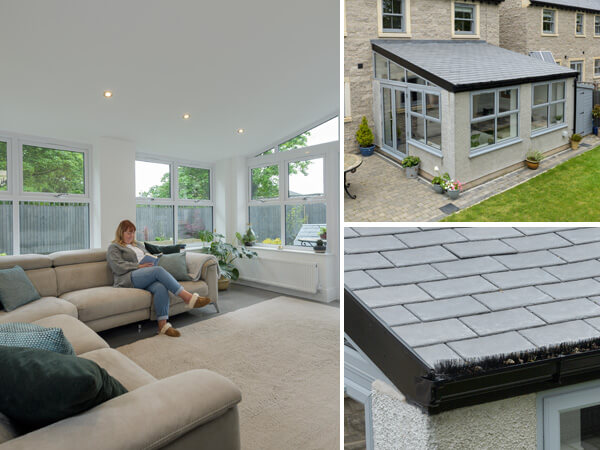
[{"left": 0, "top": 0, "right": 339, "bottom": 162}]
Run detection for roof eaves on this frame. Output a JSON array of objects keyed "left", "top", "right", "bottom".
[{"left": 529, "top": 0, "right": 600, "bottom": 14}]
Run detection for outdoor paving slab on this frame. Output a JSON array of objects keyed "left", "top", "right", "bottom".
[
  {"left": 344, "top": 253, "right": 394, "bottom": 272},
  {"left": 460, "top": 308, "right": 545, "bottom": 336},
  {"left": 405, "top": 296, "right": 489, "bottom": 321},
  {"left": 354, "top": 285, "right": 432, "bottom": 307},
  {"left": 537, "top": 279, "right": 600, "bottom": 300},
  {"left": 419, "top": 275, "right": 497, "bottom": 299},
  {"left": 353, "top": 227, "right": 420, "bottom": 236},
  {"left": 447, "top": 331, "right": 535, "bottom": 360},
  {"left": 366, "top": 265, "right": 445, "bottom": 286},
  {"left": 542, "top": 260, "right": 600, "bottom": 282},
  {"left": 519, "top": 320, "right": 600, "bottom": 348},
  {"left": 473, "top": 286, "right": 553, "bottom": 311},
  {"left": 372, "top": 305, "right": 420, "bottom": 327},
  {"left": 502, "top": 233, "right": 572, "bottom": 253},
  {"left": 432, "top": 256, "right": 507, "bottom": 278},
  {"left": 344, "top": 235, "right": 407, "bottom": 254},
  {"left": 482, "top": 268, "right": 559, "bottom": 290},
  {"left": 550, "top": 242, "right": 600, "bottom": 262},
  {"left": 515, "top": 228, "right": 573, "bottom": 236},
  {"left": 443, "top": 240, "right": 516, "bottom": 258},
  {"left": 381, "top": 245, "right": 458, "bottom": 267},
  {"left": 344, "top": 271, "right": 379, "bottom": 290},
  {"left": 527, "top": 298, "right": 600, "bottom": 323},
  {"left": 394, "top": 229, "right": 467, "bottom": 248},
  {"left": 414, "top": 344, "right": 462, "bottom": 368},
  {"left": 493, "top": 250, "right": 565, "bottom": 270},
  {"left": 454, "top": 228, "right": 523, "bottom": 240},
  {"left": 344, "top": 228, "right": 359, "bottom": 238},
  {"left": 557, "top": 228, "right": 600, "bottom": 245},
  {"left": 392, "top": 319, "right": 476, "bottom": 347}
]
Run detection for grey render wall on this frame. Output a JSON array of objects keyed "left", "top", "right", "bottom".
[{"left": 500, "top": 0, "right": 600, "bottom": 83}]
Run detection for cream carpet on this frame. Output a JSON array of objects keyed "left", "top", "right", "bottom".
[{"left": 117, "top": 296, "right": 340, "bottom": 450}]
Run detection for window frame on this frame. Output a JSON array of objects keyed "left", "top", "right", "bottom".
[
  {"left": 377, "top": 0, "right": 412, "bottom": 37},
  {"left": 408, "top": 88, "right": 442, "bottom": 155},
  {"left": 542, "top": 8, "right": 558, "bottom": 36},
  {"left": 595, "top": 15, "right": 600, "bottom": 36},
  {"left": 453, "top": 2, "right": 478, "bottom": 37},
  {"left": 531, "top": 80, "right": 568, "bottom": 137},
  {"left": 569, "top": 59, "right": 584, "bottom": 82},
  {"left": 575, "top": 12, "right": 586, "bottom": 36}
]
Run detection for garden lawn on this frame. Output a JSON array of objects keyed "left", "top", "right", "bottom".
[{"left": 442, "top": 146, "right": 600, "bottom": 222}]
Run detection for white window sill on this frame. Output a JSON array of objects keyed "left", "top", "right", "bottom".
[
  {"left": 251, "top": 245, "right": 331, "bottom": 256},
  {"left": 469, "top": 137, "right": 522, "bottom": 158},
  {"left": 531, "top": 123, "right": 568, "bottom": 138},
  {"left": 407, "top": 139, "right": 443, "bottom": 157}
]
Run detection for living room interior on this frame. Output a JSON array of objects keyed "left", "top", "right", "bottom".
[{"left": 0, "top": 1, "right": 340, "bottom": 449}]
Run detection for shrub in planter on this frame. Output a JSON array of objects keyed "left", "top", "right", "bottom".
[
  {"left": 356, "top": 116, "right": 375, "bottom": 156},
  {"left": 570, "top": 133, "right": 582, "bottom": 150},
  {"left": 525, "top": 150, "right": 544, "bottom": 170},
  {"left": 401, "top": 156, "right": 421, "bottom": 179},
  {"left": 444, "top": 179, "right": 462, "bottom": 200}
]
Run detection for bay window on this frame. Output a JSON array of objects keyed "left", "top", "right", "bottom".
[
  {"left": 531, "top": 80, "right": 566, "bottom": 134},
  {"left": 471, "top": 87, "right": 519, "bottom": 153}
]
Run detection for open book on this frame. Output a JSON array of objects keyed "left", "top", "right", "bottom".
[{"left": 140, "top": 254, "right": 160, "bottom": 266}]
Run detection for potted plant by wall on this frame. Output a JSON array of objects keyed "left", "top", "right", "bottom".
[
  {"left": 314, "top": 239, "right": 326, "bottom": 253},
  {"left": 431, "top": 166, "right": 450, "bottom": 193},
  {"left": 235, "top": 224, "right": 257, "bottom": 247},
  {"left": 319, "top": 227, "right": 327, "bottom": 240},
  {"left": 444, "top": 179, "right": 462, "bottom": 200},
  {"left": 401, "top": 156, "right": 421, "bottom": 178},
  {"left": 570, "top": 133, "right": 582, "bottom": 150},
  {"left": 356, "top": 116, "right": 375, "bottom": 156},
  {"left": 197, "top": 230, "right": 257, "bottom": 290},
  {"left": 525, "top": 150, "right": 544, "bottom": 170},
  {"left": 593, "top": 104, "right": 600, "bottom": 135}
]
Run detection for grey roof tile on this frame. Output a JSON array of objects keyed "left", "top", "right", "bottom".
[
  {"left": 550, "top": 242, "right": 600, "bottom": 262},
  {"left": 557, "top": 228, "right": 600, "bottom": 245},
  {"left": 503, "top": 233, "right": 572, "bottom": 252},
  {"left": 443, "top": 240, "right": 516, "bottom": 258},
  {"left": 527, "top": 298, "right": 600, "bottom": 323},
  {"left": 493, "top": 250, "right": 565, "bottom": 270},
  {"left": 542, "top": 260, "right": 600, "bottom": 281},
  {"left": 432, "top": 256, "right": 507, "bottom": 278},
  {"left": 392, "top": 319, "right": 476, "bottom": 347},
  {"left": 537, "top": 279, "right": 600, "bottom": 300},
  {"left": 344, "top": 235, "right": 407, "bottom": 254},
  {"left": 474, "top": 286, "right": 553, "bottom": 310},
  {"left": 354, "top": 227, "right": 420, "bottom": 236},
  {"left": 344, "top": 253, "right": 394, "bottom": 272},
  {"left": 382, "top": 245, "right": 458, "bottom": 267},
  {"left": 395, "top": 229, "right": 467, "bottom": 248},
  {"left": 414, "top": 344, "right": 462, "bottom": 368},
  {"left": 530, "top": 0, "right": 600, "bottom": 14},
  {"left": 372, "top": 305, "right": 420, "bottom": 326},
  {"left": 344, "top": 228, "right": 359, "bottom": 238},
  {"left": 520, "top": 320, "right": 600, "bottom": 347},
  {"left": 447, "top": 332, "right": 535, "bottom": 360},
  {"left": 515, "top": 227, "right": 573, "bottom": 235},
  {"left": 366, "top": 265, "right": 445, "bottom": 286},
  {"left": 419, "top": 276, "right": 496, "bottom": 299},
  {"left": 460, "top": 308, "right": 545, "bottom": 336},
  {"left": 405, "top": 296, "right": 489, "bottom": 321},
  {"left": 344, "top": 271, "right": 379, "bottom": 290},
  {"left": 354, "top": 285, "right": 432, "bottom": 307},
  {"left": 482, "top": 268, "right": 558, "bottom": 290},
  {"left": 585, "top": 317, "right": 600, "bottom": 331},
  {"left": 454, "top": 228, "right": 523, "bottom": 240}
]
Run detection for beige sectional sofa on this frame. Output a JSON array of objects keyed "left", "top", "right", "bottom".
[{"left": 0, "top": 249, "right": 241, "bottom": 449}]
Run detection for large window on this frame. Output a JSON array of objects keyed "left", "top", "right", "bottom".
[
  {"left": 409, "top": 90, "right": 441, "bottom": 152},
  {"left": 531, "top": 81, "right": 566, "bottom": 134},
  {"left": 382, "top": 0, "right": 405, "bottom": 32},
  {"left": 470, "top": 87, "right": 519, "bottom": 153},
  {"left": 595, "top": 58, "right": 600, "bottom": 78},
  {"left": 595, "top": 15, "right": 600, "bottom": 35},
  {"left": 543, "top": 9, "right": 556, "bottom": 34},
  {"left": 0, "top": 135, "right": 91, "bottom": 255},
  {"left": 135, "top": 158, "right": 212, "bottom": 246},
  {"left": 570, "top": 60, "right": 584, "bottom": 82},
  {"left": 576, "top": 13, "right": 585, "bottom": 35},
  {"left": 454, "top": 3, "right": 476, "bottom": 35}
]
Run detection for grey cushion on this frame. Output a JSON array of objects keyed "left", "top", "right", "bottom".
[
  {"left": 158, "top": 253, "right": 191, "bottom": 281},
  {"left": 0, "top": 266, "right": 41, "bottom": 311},
  {"left": 33, "top": 314, "right": 109, "bottom": 356},
  {"left": 0, "top": 322, "right": 75, "bottom": 355}
]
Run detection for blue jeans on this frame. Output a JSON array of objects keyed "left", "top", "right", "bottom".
[{"left": 130, "top": 266, "right": 183, "bottom": 321}]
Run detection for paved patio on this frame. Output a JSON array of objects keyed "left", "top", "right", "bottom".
[{"left": 344, "top": 135, "right": 600, "bottom": 222}]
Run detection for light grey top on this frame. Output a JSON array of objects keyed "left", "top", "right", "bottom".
[
  {"left": 345, "top": 227, "right": 600, "bottom": 368},
  {"left": 106, "top": 241, "right": 147, "bottom": 288}
]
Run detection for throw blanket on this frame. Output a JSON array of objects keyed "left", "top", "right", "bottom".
[{"left": 185, "top": 252, "right": 219, "bottom": 281}]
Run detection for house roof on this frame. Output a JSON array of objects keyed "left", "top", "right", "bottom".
[
  {"left": 345, "top": 227, "right": 600, "bottom": 413},
  {"left": 372, "top": 40, "right": 577, "bottom": 92},
  {"left": 529, "top": 0, "right": 600, "bottom": 14}
]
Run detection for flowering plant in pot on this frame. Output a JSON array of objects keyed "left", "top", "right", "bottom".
[
  {"left": 431, "top": 166, "right": 450, "bottom": 193},
  {"left": 319, "top": 227, "right": 327, "bottom": 239},
  {"left": 570, "top": 133, "right": 582, "bottom": 150},
  {"left": 444, "top": 179, "right": 462, "bottom": 200},
  {"left": 525, "top": 150, "right": 544, "bottom": 170},
  {"left": 356, "top": 116, "right": 375, "bottom": 156},
  {"left": 401, "top": 156, "right": 421, "bottom": 178}
]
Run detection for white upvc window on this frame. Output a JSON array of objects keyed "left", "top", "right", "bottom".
[
  {"left": 595, "top": 15, "right": 600, "bottom": 35},
  {"left": 0, "top": 133, "right": 92, "bottom": 255},
  {"left": 382, "top": 0, "right": 405, "bottom": 32},
  {"left": 408, "top": 89, "right": 442, "bottom": 154},
  {"left": 543, "top": 9, "right": 556, "bottom": 34},
  {"left": 135, "top": 156, "right": 213, "bottom": 247},
  {"left": 594, "top": 58, "right": 600, "bottom": 77},
  {"left": 531, "top": 80, "right": 567, "bottom": 135},
  {"left": 576, "top": 12, "right": 585, "bottom": 35},
  {"left": 454, "top": 3, "right": 476, "bottom": 34}
]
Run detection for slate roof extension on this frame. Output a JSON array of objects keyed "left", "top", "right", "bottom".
[{"left": 529, "top": 0, "right": 600, "bottom": 14}]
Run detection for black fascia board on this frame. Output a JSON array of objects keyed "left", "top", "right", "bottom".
[
  {"left": 346, "top": 287, "right": 600, "bottom": 415},
  {"left": 371, "top": 43, "right": 577, "bottom": 93},
  {"left": 529, "top": 0, "right": 600, "bottom": 14}
]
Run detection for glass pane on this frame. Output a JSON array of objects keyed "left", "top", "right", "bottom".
[
  {"left": 455, "top": 19, "right": 473, "bottom": 33},
  {"left": 596, "top": 16, "right": 600, "bottom": 34},
  {"left": 472, "top": 92, "right": 495, "bottom": 118},
  {"left": 426, "top": 93, "right": 440, "bottom": 119},
  {"left": 576, "top": 14, "right": 584, "bottom": 34},
  {"left": 395, "top": 90, "right": 406, "bottom": 151},
  {"left": 177, "top": 206, "right": 212, "bottom": 244},
  {"left": 411, "top": 116, "right": 425, "bottom": 143},
  {"left": 552, "top": 82, "right": 565, "bottom": 101},
  {"left": 471, "top": 119, "right": 495, "bottom": 148},
  {"left": 258, "top": 148, "right": 275, "bottom": 156},
  {"left": 426, "top": 120, "right": 442, "bottom": 149},
  {"left": 0, "top": 141, "right": 6, "bottom": 191},
  {"left": 251, "top": 165, "right": 279, "bottom": 200},
  {"left": 135, "top": 205, "right": 174, "bottom": 244},
  {"left": 551, "top": 102, "right": 565, "bottom": 125},
  {"left": 288, "top": 158, "right": 324, "bottom": 198},
  {"left": 455, "top": 5, "right": 473, "bottom": 19},
  {"left": 391, "top": 15, "right": 403, "bottom": 30},
  {"left": 285, "top": 203, "right": 326, "bottom": 246},
  {"left": 391, "top": 0, "right": 402, "bottom": 14},
  {"left": 280, "top": 131, "right": 310, "bottom": 151},
  {"left": 543, "top": 10, "right": 554, "bottom": 33},
  {"left": 178, "top": 166, "right": 210, "bottom": 200},
  {"left": 22, "top": 145, "right": 85, "bottom": 194},
  {"left": 533, "top": 84, "right": 548, "bottom": 106},
  {"left": 19, "top": 201, "right": 89, "bottom": 254},
  {"left": 406, "top": 71, "right": 426, "bottom": 85},
  {"left": 411, "top": 90, "right": 423, "bottom": 113},
  {"left": 596, "top": 60, "right": 600, "bottom": 76},
  {"left": 499, "top": 89, "right": 518, "bottom": 113},
  {"left": 497, "top": 113, "right": 518, "bottom": 141},
  {"left": 390, "top": 62, "right": 405, "bottom": 82},
  {"left": 382, "top": 0, "right": 393, "bottom": 14},
  {"left": 383, "top": 88, "right": 393, "bottom": 147},
  {"left": 136, "top": 160, "right": 170, "bottom": 198},
  {"left": 303, "top": 117, "right": 339, "bottom": 146},
  {"left": 374, "top": 53, "right": 389, "bottom": 80},
  {"left": 560, "top": 403, "right": 600, "bottom": 449},
  {"left": 532, "top": 105, "right": 549, "bottom": 130},
  {"left": 249, "top": 205, "right": 281, "bottom": 244},
  {"left": 0, "top": 201, "right": 12, "bottom": 255}
]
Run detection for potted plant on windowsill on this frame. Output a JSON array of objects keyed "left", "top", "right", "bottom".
[
  {"left": 319, "top": 227, "right": 327, "bottom": 240},
  {"left": 401, "top": 156, "right": 421, "bottom": 178},
  {"left": 197, "top": 230, "right": 257, "bottom": 291},
  {"left": 570, "top": 133, "right": 582, "bottom": 150},
  {"left": 314, "top": 239, "right": 326, "bottom": 253},
  {"left": 235, "top": 224, "right": 257, "bottom": 247},
  {"left": 356, "top": 116, "right": 375, "bottom": 156},
  {"left": 444, "top": 179, "right": 463, "bottom": 200},
  {"left": 525, "top": 150, "right": 544, "bottom": 170}
]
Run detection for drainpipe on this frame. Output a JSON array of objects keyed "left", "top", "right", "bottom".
[{"left": 573, "top": 77, "right": 578, "bottom": 136}]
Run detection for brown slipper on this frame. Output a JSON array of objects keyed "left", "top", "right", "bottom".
[
  {"left": 159, "top": 323, "right": 181, "bottom": 337},
  {"left": 187, "top": 293, "right": 211, "bottom": 309}
]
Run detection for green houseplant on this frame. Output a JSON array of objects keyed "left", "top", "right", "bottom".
[
  {"left": 401, "top": 156, "right": 421, "bottom": 179},
  {"left": 356, "top": 116, "right": 375, "bottom": 156},
  {"left": 593, "top": 104, "right": 600, "bottom": 134},
  {"left": 235, "top": 225, "right": 257, "bottom": 247},
  {"left": 525, "top": 150, "right": 544, "bottom": 170},
  {"left": 431, "top": 167, "right": 450, "bottom": 194},
  {"left": 570, "top": 133, "right": 582, "bottom": 150},
  {"left": 314, "top": 239, "right": 326, "bottom": 253},
  {"left": 197, "top": 230, "right": 257, "bottom": 290},
  {"left": 319, "top": 227, "right": 327, "bottom": 239}
]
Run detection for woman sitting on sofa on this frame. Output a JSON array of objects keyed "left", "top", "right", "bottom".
[{"left": 106, "top": 219, "right": 210, "bottom": 337}]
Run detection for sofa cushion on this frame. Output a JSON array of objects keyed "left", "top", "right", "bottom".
[
  {"left": 0, "top": 322, "right": 75, "bottom": 355},
  {"left": 25, "top": 267, "right": 58, "bottom": 297},
  {"left": 144, "top": 242, "right": 184, "bottom": 255},
  {"left": 34, "top": 314, "right": 109, "bottom": 355},
  {"left": 55, "top": 262, "right": 113, "bottom": 295},
  {"left": 60, "top": 286, "right": 151, "bottom": 323},
  {"left": 80, "top": 348, "right": 157, "bottom": 391},
  {"left": 0, "top": 413, "right": 19, "bottom": 444},
  {"left": 50, "top": 248, "right": 107, "bottom": 266},
  {"left": 0, "top": 297, "right": 78, "bottom": 324},
  {"left": 0, "top": 266, "right": 41, "bottom": 312},
  {"left": 158, "top": 253, "right": 191, "bottom": 281},
  {"left": 0, "top": 254, "right": 51, "bottom": 270},
  {"left": 0, "top": 346, "right": 128, "bottom": 431}
]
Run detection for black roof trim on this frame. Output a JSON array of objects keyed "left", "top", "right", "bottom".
[{"left": 529, "top": 0, "right": 600, "bottom": 14}]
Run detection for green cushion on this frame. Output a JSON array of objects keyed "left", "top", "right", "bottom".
[
  {"left": 0, "top": 266, "right": 41, "bottom": 312},
  {"left": 0, "top": 323, "right": 75, "bottom": 355},
  {"left": 144, "top": 242, "right": 185, "bottom": 255},
  {"left": 0, "top": 346, "right": 127, "bottom": 430},
  {"left": 158, "top": 252, "right": 191, "bottom": 281}
]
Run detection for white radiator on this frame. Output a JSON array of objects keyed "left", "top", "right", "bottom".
[{"left": 236, "top": 258, "right": 319, "bottom": 294}]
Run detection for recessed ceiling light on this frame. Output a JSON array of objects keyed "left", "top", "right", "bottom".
[
  {"left": 103, "top": 91, "right": 113, "bottom": 98},
  {"left": 237, "top": 128, "right": 244, "bottom": 134},
  {"left": 183, "top": 113, "right": 190, "bottom": 119}
]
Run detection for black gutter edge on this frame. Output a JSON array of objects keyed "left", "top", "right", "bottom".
[
  {"left": 371, "top": 43, "right": 577, "bottom": 93},
  {"left": 529, "top": 0, "right": 600, "bottom": 14},
  {"left": 573, "top": 77, "right": 578, "bottom": 136}
]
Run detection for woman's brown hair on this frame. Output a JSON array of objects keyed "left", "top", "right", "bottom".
[{"left": 114, "top": 220, "right": 136, "bottom": 246}]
